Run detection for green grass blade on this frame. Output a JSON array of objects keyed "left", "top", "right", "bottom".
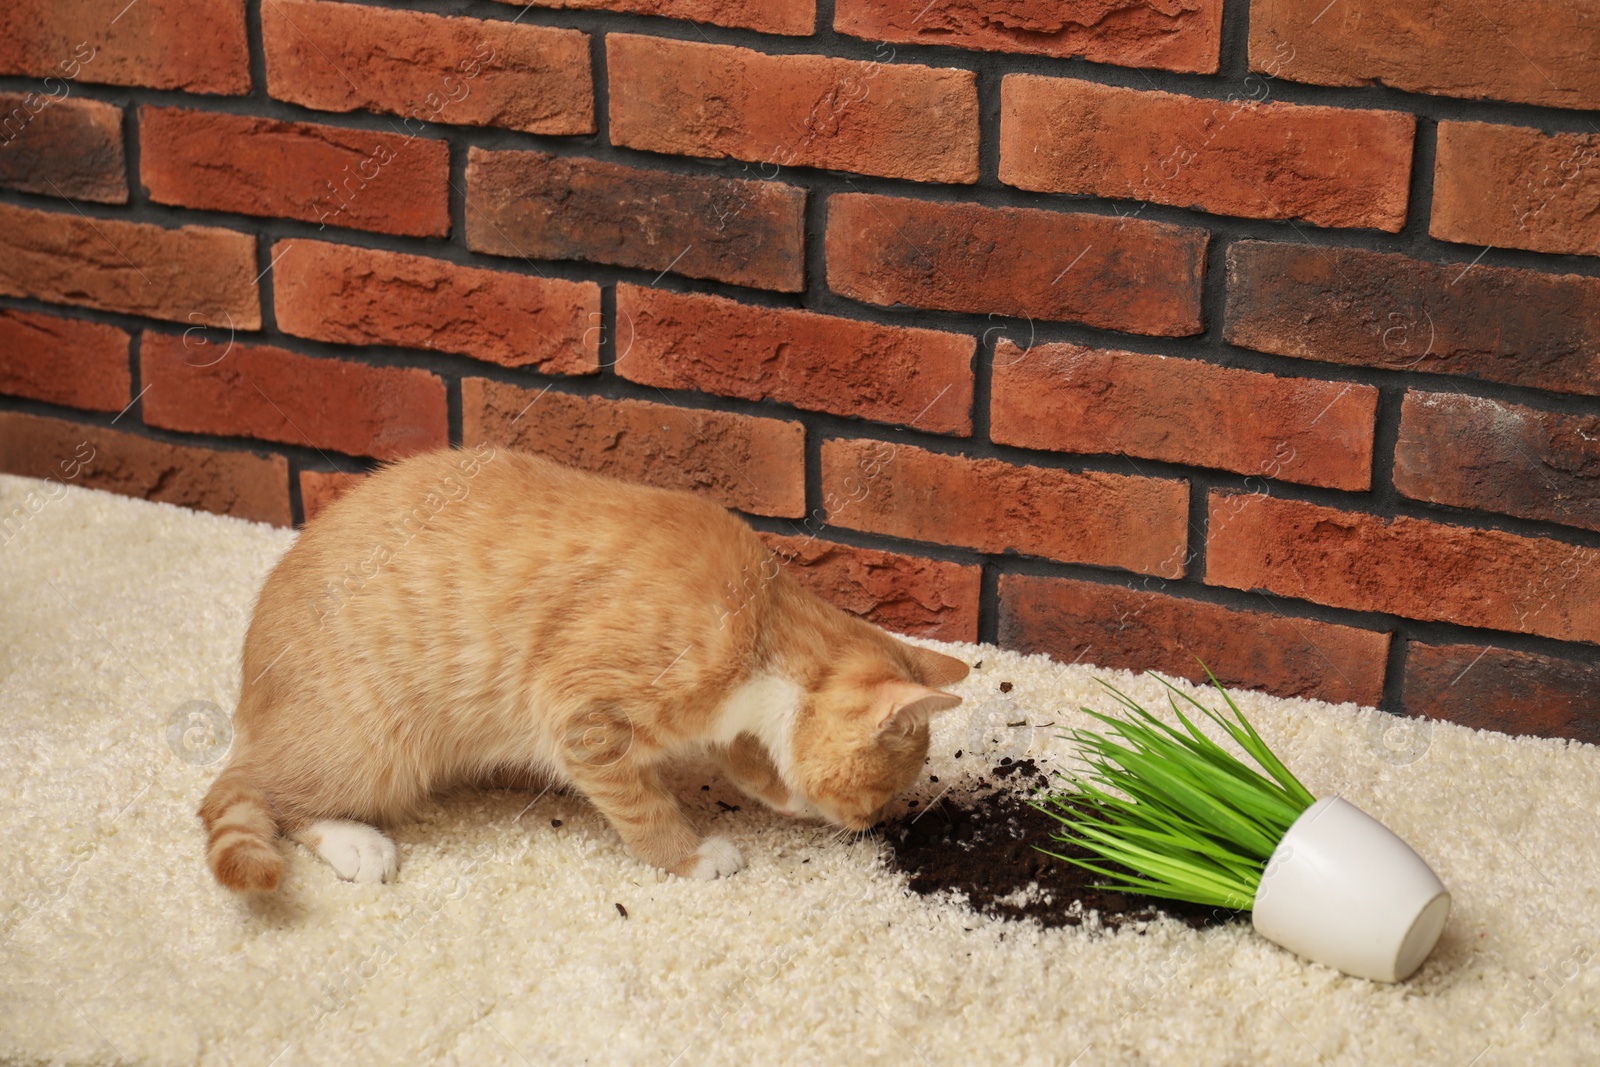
[
  {"left": 1033, "top": 846, "right": 1256, "bottom": 910},
  {"left": 1049, "top": 829, "right": 1249, "bottom": 901},
  {"left": 1166, "top": 667, "right": 1316, "bottom": 811},
  {"left": 1038, "top": 797, "right": 1264, "bottom": 882},
  {"left": 1154, "top": 688, "right": 1306, "bottom": 810},
  {"left": 1072, "top": 822, "right": 1263, "bottom": 886},
  {"left": 1204, "top": 669, "right": 1316, "bottom": 809},
  {"left": 1046, "top": 794, "right": 1255, "bottom": 873},
  {"left": 1031, "top": 663, "right": 1310, "bottom": 910},
  {"left": 1089, "top": 745, "right": 1282, "bottom": 857},
  {"left": 1033, "top": 848, "right": 1241, "bottom": 908},
  {"left": 1078, "top": 695, "right": 1303, "bottom": 824}
]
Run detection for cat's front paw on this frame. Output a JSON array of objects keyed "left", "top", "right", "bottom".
[
  {"left": 674, "top": 835, "right": 744, "bottom": 880},
  {"left": 303, "top": 819, "right": 399, "bottom": 884}
]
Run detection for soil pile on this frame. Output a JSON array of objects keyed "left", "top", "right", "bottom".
[{"left": 879, "top": 760, "right": 1246, "bottom": 932}]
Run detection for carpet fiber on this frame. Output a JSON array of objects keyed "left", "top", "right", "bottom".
[{"left": 2, "top": 473, "right": 1597, "bottom": 1066}]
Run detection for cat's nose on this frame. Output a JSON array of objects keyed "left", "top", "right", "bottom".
[{"left": 853, "top": 805, "right": 888, "bottom": 831}]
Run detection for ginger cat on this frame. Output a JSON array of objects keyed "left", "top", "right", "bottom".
[{"left": 200, "top": 445, "right": 969, "bottom": 891}]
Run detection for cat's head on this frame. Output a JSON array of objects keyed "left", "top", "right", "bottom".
[{"left": 788, "top": 642, "right": 970, "bottom": 831}]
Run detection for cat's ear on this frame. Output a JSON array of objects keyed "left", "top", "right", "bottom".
[
  {"left": 898, "top": 643, "right": 972, "bottom": 688},
  {"left": 873, "top": 681, "right": 963, "bottom": 734}
]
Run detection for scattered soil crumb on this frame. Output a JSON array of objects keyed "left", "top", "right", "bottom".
[{"left": 878, "top": 760, "right": 1246, "bottom": 932}]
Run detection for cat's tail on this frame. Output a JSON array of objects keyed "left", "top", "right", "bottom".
[{"left": 198, "top": 765, "right": 282, "bottom": 892}]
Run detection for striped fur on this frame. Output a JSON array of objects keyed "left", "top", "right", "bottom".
[
  {"left": 199, "top": 446, "right": 970, "bottom": 892},
  {"left": 198, "top": 766, "right": 282, "bottom": 892}
]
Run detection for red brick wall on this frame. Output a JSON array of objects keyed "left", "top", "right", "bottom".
[{"left": 2, "top": 0, "right": 1597, "bottom": 740}]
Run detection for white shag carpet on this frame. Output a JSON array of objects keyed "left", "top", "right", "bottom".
[{"left": 2, "top": 472, "right": 1598, "bottom": 1067}]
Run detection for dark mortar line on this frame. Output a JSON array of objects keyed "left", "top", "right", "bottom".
[
  {"left": 596, "top": 281, "right": 618, "bottom": 378},
  {"left": 244, "top": 0, "right": 271, "bottom": 104},
  {"left": 969, "top": 324, "right": 994, "bottom": 444},
  {"left": 1381, "top": 630, "right": 1412, "bottom": 713},
  {"left": 1396, "top": 114, "right": 1440, "bottom": 254},
  {"left": 1184, "top": 470, "right": 1212, "bottom": 584},
  {"left": 588, "top": 19, "right": 611, "bottom": 147},
  {"left": 446, "top": 123, "right": 471, "bottom": 253},
  {"left": 121, "top": 91, "right": 143, "bottom": 206},
  {"left": 975, "top": 66, "right": 1002, "bottom": 187},
  {"left": 287, "top": 454, "right": 305, "bottom": 526},
  {"left": 813, "top": 0, "right": 833, "bottom": 38},
  {"left": 1217, "top": 0, "right": 1252, "bottom": 80},
  {"left": 446, "top": 375, "right": 464, "bottom": 450},
  {"left": 801, "top": 179, "right": 830, "bottom": 311},
  {"left": 977, "top": 563, "right": 1000, "bottom": 645},
  {"left": 1367, "top": 385, "right": 1407, "bottom": 511},
  {"left": 801, "top": 428, "right": 826, "bottom": 542},
  {"left": 1199, "top": 229, "right": 1233, "bottom": 357},
  {"left": 125, "top": 328, "right": 143, "bottom": 422},
  {"left": 255, "top": 224, "right": 280, "bottom": 335}
]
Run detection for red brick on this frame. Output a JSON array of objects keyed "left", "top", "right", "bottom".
[
  {"left": 485, "top": 0, "right": 813, "bottom": 35},
  {"left": 615, "top": 284, "right": 974, "bottom": 434},
  {"left": 0, "top": 93, "right": 125, "bottom": 203},
  {"left": 0, "top": 411, "right": 289, "bottom": 526},
  {"left": 998, "top": 574, "right": 1389, "bottom": 707},
  {"left": 836, "top": 0, "right": 1222, "bottom": 74},
  {"left": 463, "top": 378, "right": 805, "bottom": 518},
  {"left": 466, "top": 148, "right": 805, "bottom": 293},
  {"left": 1250, "top": 0, "right": 1600, "bottom": 111},
  {"left": 0, "top": 202, "right": 258, "bottom": 328},
  {"left": 140, "top": 334, "right": 447, "bottom": 462},
  {"left": 607, "top": 35, "right": 978, "bottom": 185},
  {"left": 991, "top": 340, "right": 1375, "bottom": 490},
  {"left": 263, "top": 0, "right": 592, "bottom": 136},
  {"left": 1205, "top": 492, "right": 1600, "bottom": 645},
  {"left": 1432, "top": 121, "right": 1600, "bottom": 258},
  {"left": 299, "top": 469, "right": 367, "bottom": 524},
  {"left": 140, "top": 107, "right": 449, "bottom": 238},
  {"left": 0, "top": 0, "right": 249, "bottom": 95},
  {"left": 271, "top": 239, "right": 598, "bottom": 375},
  {"left": 0, "top": 309, "right": 130, "bottom": 412},
  {"left": 827, "top": 194, "right": 1206, "bottom": 336},
  {"left": 821, "top": 438, "right": 1188, "bottom": 576},
  {"left": 1225, "top": 241, "right": 1600, "bottom": 397},
  {"left": 758, "top": 532, "right": 980, "bottom": 642},
  {"left": 999, "top": 75, "right": 1413, "bottom": 231},
  {"left": 1401, "top": 642, "right": 1599, "bottom": 744},
  {"left": 1394, "top": 391, "right": 1600, "bottom": 534}
]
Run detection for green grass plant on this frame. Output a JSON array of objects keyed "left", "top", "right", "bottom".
[{"left": 1032, "top": 666, "right": 1316, "bottom": 911}]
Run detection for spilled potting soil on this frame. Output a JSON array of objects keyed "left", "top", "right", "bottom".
[{"left": 878, "top": 758, "right": 1247, "bottom": 932}]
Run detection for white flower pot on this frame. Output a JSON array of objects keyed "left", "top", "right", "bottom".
[{"left": 1251, "top": 797, "right": 1451, "bottom": 982}]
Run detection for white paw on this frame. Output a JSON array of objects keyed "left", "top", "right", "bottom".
[
  {"left": 307, "top": 820, "right": 398, "bottom": 884},
  {"left": 683, "top": 835, "right": 744, "bottom": 880}
]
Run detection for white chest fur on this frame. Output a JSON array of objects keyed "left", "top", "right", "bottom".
[{"left": 709, "top": 673, "right": 802, "bottom": 780}]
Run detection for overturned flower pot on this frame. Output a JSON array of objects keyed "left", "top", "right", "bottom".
[
  {"left": 1035, "top": 668, "right": 1450, "bottom": 983},
  {"left": 1253, "top": 797, "right": 1450, "bottom": 982}
]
